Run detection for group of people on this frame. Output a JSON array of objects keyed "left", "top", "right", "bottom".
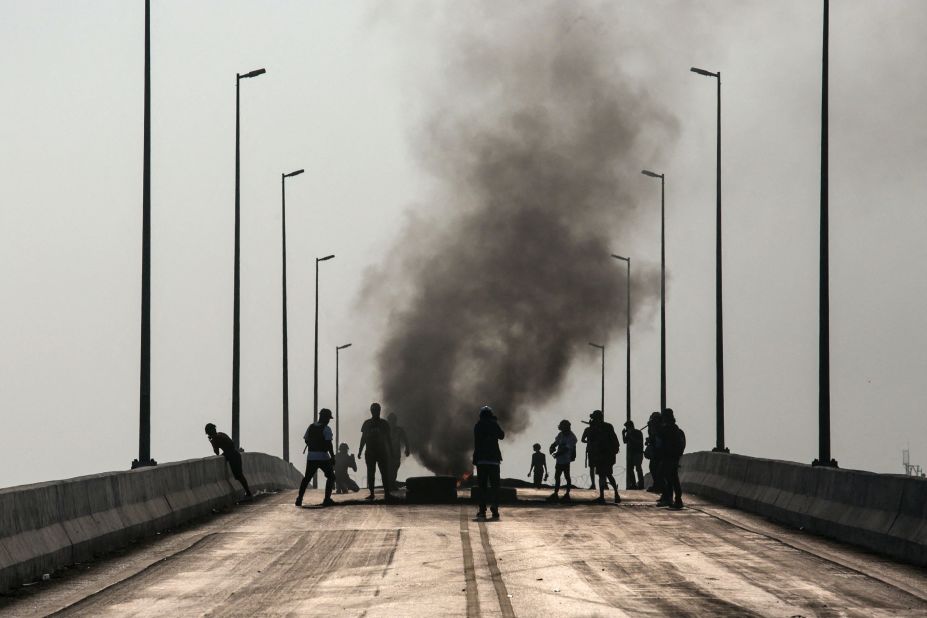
[{"left": 203, "top": 402, "right": 685, "bottom": 515}]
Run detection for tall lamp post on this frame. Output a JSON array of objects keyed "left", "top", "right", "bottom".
[
  {"left": 335, "top": 343, "right": 352, "bottom": 448},
  {"left": 134, "top": 0, "right": 155, "bottom": 469},
  {"left": 814, "top": 0, "right": 837, "bottom": 467},
  {"left": 690, "top": 66, "right": 729, "bottom": 454},
  {"left": 232, "top": 66, "right": 266, "bottom": 450},
  {"left": 280, "top": 168, "right": 304, "bottom": 462},
  {"left": 313, "top": 254, "right": 335, "bottom": 487},
  {"left": 641, "top": 169, "right": 666, "bottom": 411},
  {"left": 589, "top": 343, "right": 605, "bottom": 414},
  {"left": 612, "top": 254, "right": 632, "bottom": 488}
]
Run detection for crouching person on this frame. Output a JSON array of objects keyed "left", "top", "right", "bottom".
[{"left": 296, "top": 408, "right": 336, "bottom": 507}]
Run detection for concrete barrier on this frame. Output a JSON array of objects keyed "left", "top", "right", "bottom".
[
  {"left": 678, "top": 451, "right": 927, "bottom": 567},
  {"left": 0, "top": 453, "right": 301, "bottom": 593}
]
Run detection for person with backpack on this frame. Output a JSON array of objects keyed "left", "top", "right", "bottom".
[
  {"left": 657, "top": 408, "right": 686, "bottom": 509},
  {"left": 295, "top": 408, "right": 336, "bottom": 507},
  {"left": 547, "top": 419, "right": 577, "bottom": 503},
  {"left": 358, "top": 402, "right": 393, "bottom": 502},
  {"left": 334, "top": 443, "right": 360, "bottom": 494},
  {"left": 584, "top": 410, "right": 621, "bottom": 504}
]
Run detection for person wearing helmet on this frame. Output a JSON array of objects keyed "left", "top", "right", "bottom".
[
  {"left": 205, "top": 423, "right": 253, "bottom": 500},
  {"left": 295, "top": 408, "right": 336, "bottom": 507},
  {"left": 547, "top": 419, "right": 577, "bottom": 503},
  {"left": 472, "top": 405, "right": 505, "bottom": 519}
]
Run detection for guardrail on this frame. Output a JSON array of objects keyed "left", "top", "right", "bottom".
[
  {"left": 0, "top": 453, "right": 302, "bottom": 593},
  {"left": 678, "top": 451, "right": 927, "bottom": 567}
]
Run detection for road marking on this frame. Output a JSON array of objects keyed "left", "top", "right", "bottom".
[
  {"left": 478, "top": 522, "right": 516, "bottom": 618},
  {"left": 458, "top": 509, "right": 481, "bottom": 617}
]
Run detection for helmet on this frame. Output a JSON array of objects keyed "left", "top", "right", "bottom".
[
  {"left": 590, "top": 409, "right": 604, "bottom": 421},
  {"left": 480, "top": 405, "right": 495, "bottom": 419}
]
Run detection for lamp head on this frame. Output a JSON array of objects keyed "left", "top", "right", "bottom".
[
  {"left": 284, "top": 169, "right": 305, "bottom": 178},
  {"left": 317, "top": 254, "right": 335, "bottom": 262},
  {"left": 240, "top": 68, "right": 266, "bottom": 79},
  {"left": 690, "top": 67, "right": 717, "bottom": 77},
  {"left": 641, "top": 169, "right": 663, "bottom": 179}
]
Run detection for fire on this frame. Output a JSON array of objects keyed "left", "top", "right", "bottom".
[{"left": 456, "top": 471, "right": 473, "bottom": 488}]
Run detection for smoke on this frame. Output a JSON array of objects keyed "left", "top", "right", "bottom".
[{"left": 367, "top": 2, "right": 677, "bottom": 474}]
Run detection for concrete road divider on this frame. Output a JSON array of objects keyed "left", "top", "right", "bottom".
[
  {"left": 678, "top": 451, "right": 927, "bottom": 567},
  {"left": 0, "top": 453, "right": 301, "bottom": 593}
]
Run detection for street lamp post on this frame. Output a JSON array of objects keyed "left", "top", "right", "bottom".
[
  {"left": 335, "top": 343, "right": 352, "bottom": 448},
  {"left": 612, "top": 254, "right": 632, "bottom": 488},
  {"left": 814, "top": 0, "right": 837, "bottom": 467},
  {"left": 589, "top": 343, "right": 605, "bottom": 414},
  {"left": 313, "top": 254, "right": 335, "bottom": 488},
  {"left": 133, "top": 0, "right": 155, "bottom": 469},
  {"left": 690, "top": 66, "right": 729, "bottom": 454},
  {"left": 641, "top": 169, "right": 666, "bottom": 411},
  {"left": 232, "top": 66, "right": 266, "bottom": 450},
  {"left": 280, "top": 169, "right": 304, "bottom": 462}
]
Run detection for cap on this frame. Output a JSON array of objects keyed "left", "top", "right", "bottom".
[{"left": 319, "top": 408, "right": 333, "bottom": 420}]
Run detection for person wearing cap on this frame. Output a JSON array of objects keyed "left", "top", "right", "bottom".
[
  {"left": 584, "top": 410, "right": 621, "bottom": 504},
  {"left": 547, "top": 419, "right": 577, "bottom": 503},
  {"left": 205, "top": 422, "right": 253, "bottom": 500},
  {"left": 657, "top": 408, "right": 686, "bottom": 509},
  {"left": 622, "top": 420, "right": 645, "bottom": 489},
  {"left": 295, "top": 408, "right": 336, "bottom": 507},
  {"left": 472, "top": 405, "right": 505, "bottom": 519}
]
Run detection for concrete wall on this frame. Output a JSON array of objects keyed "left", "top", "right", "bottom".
[
  {"left": 678, "top": 451, "right": 927, "bottom": 567},
  {"left": 0, "top": 453, "right": 302, "bottom": 593}
]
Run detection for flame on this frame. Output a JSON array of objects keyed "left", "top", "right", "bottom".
[{"left": 456, "top": 471, "right": 473, "bottom": 488}]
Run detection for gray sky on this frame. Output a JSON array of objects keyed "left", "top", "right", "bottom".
[{"left": 1, "top": 1, "right": 925, "bottom": 489}]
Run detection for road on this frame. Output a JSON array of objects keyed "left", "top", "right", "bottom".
[{"left": 2, "top": 488, "right": 926, "bottom": 617}]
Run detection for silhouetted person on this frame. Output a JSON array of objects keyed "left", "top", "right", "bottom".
[
  {"left": 527, "top": 443, "right": 548, "bottom": 488},
  {"left": 622, "top": 420, "right": 645, "bottom": 489},
  {"left": 473, "top": 405, "right": 505, "bottom": 519},
  {"left": 295, "top": 408, "right": 336, "bottom": 507},
  {"left": 358, "top": 402, "right": 393, "bottom": 502},
  {"left": 657, "top": 408, "right": 686, "bottom": 509},
  {"left": 386, "top": 412, "right": 410, "bottom": 487},
  {"left": 581, "top": 422, "right": 597, "bottom": 489},
  {"left": 547, "top": 419, "right": 577, "bottom": 503},
  {"left": 205, "top": 423, "right": 253, "bottom": 499},
  {"left": 584, "top": 410, "right": 620, "bottom": 504},
  {"left": 334, "top": 443, "right": 360, "bottom": 494},
  {"left": 644, "top": 411, "right": 664, "bottom": 494}
]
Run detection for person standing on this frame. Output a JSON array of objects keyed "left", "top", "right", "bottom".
[
  {"left": 622, "top": 420, "right": 645, "bottom": 489},
  {"left": 527, "top": 443, "right": 548, "bottom": 489},
  {"left": 358, "top": 402, "right": 393, "bottom": 502},
  {"left": 205, "top": 423, "right": 253, "bottom": 500},
  {"left": 473, "top": 405, "right": 505, "bottom": 519},
  {"left": 386, "top": 412, "right": 411, "bottom": 487},
  {"left": 585, "top": 410, "right": 621, "bottom": 504},
  {"left": 295, "top": 408, "right": 336, "bottom": 507},
  {"left": 581, "top": 423, "right": 597, "bottom": 490},
  {"left": 547, "top": 420, "right": 577, "bottom": 503},
  {"left": 657, "top": 408, "right": 686, "bottom": 509}
]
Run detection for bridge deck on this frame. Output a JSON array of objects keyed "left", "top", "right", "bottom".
[{"left": 3, "top": 489, "right": 926, "bottom": 617}]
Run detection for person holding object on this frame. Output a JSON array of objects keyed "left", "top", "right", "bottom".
[
  {"left": 205, "top": 423, "right": 253, "bottom": 500},
  {"left": 295, "top": 408, "right": 336, "bottom": 507},
  {"left": 547, "top": 419, "right": 577, "bottom": 503},
  {"left": 358, "top": 402, "right": 393, "bottom": 502},
  {"left": 585, "top": 410, "right": 621, "bottom": 504},
  {"left": 473, "top": 405, "right": 505, "bottom": 519}
]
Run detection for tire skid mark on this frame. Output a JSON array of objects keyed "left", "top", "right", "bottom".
[
  {"left": 458, "top": 508, "right": 481, "bottom": 618},
  {"left": 477, "top": 521, "right": 516, "bottom": 618}
]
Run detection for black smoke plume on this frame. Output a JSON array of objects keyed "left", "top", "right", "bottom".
[{"left": 369, "top": 3, "right": 677, "bottom": 474}]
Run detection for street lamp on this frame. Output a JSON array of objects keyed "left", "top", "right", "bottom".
[
  {"left": 690, "top": 65, "right": 728, "bottom": 454},
  {"left": 335, "top": 343, "right": 352, "bottom": 448},
  {"left": 610, "top": 254, "right": 631, "bottom": 426},
  {"left": 232, "top": 65, "right": 266, "bottom": 450},
  {"left": 814, "top": 0, "right": 837, "bottom": 467},
  {"left": 133, "top": 0, "right": 155, "bottom": 469},
  {"left": 641, "top": 169, "right": 666, "bottom": 411},
  {"left": 313, "top": 254, "right": 335, "bottom": 488},
  {"left": 280, "top": 168, "right": 304, "bottom": 462},
  {"left": 589, "top": 343, "right": 605, "bottom": 414}
]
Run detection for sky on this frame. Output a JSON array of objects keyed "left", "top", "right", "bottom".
[{"left": 1, "top": 1, "right": 925, "bottom": 489}]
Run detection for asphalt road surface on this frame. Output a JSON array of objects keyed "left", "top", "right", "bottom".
[{"left": 3, "top": 488, "right": 926, "bottom": 617}]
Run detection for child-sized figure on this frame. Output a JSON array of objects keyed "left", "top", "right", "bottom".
[
  {"left": 334, "top": 443, "right": 360, "bottom": 494},
  {"left": 527, "top": 443, "right": 548, "bottom": 489},
  {"left": 547, "top": 420, "right": 577, "bottom": 503}
]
